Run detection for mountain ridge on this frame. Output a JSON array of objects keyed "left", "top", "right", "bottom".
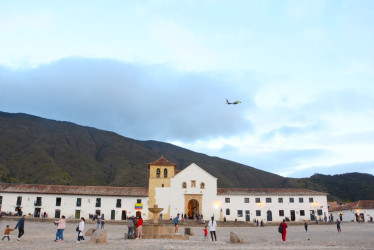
[{"left": 1, "top": 111, "right": 374, "bottom": 202}]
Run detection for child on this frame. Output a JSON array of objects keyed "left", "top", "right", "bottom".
[
  {"left": 2, "top": 225, "right": 15, "bottom": 241},
  {"left": 203, "top": 225, "right": 208, "bottom": 240}
]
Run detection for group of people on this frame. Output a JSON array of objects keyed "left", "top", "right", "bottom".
[
  {"left": 126, "top": 215, "right": 143, "bottom": 239},
  {"left": 279, "top": 218, "right": 344, "bottom": 244},
  {"left": 1, "top": 215, "right": 26, "bottom": 242},
  {"left": 172, "top": 213, "right": 217, "bottom": 241},
  {"left": 2, "top": 214, "right": 354, "bottom": 244},
  {"left": 95, "top": 214, "right": 105, "bottom": 229}
]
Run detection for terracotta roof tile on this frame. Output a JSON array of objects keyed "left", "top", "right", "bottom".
[
  {"left": 329, "top": 200, "right": 374, "bottom": 212},
  {"left": 148, "top": 156, "right": 176, "bottom": 169},
  {"left": 0, "top": 183, "right": 148, "bottom": 197},
  {"left": 217, "top": 188, "right": 328, "bottom": 196}
]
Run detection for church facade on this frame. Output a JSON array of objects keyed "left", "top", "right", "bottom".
[{"left": 0, "top": 157, "right": 328, "bottom": 222}]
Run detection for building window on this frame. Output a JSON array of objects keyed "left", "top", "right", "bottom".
[
  {"left": 279, "top": 210, "right": 284, "bottom": 216},
  {"left": 200, "top": 182, "right": 205, "bottom": 189},
  {"left": 75, "top": 210, "right": 81, "bottom": 219},
  {"left": 156, "top": 168, "right": 160, "bottom": 178},
  {"left": 191, "top": 180, "right": 196, "bottom": 187},
  {"left": 317, "top": 209, "right": 323, "bottom": 216},
  {"left": 255, "top": 198, "right": 261, "bottom": 203},
  {"left": 244, "top": 198, "right": 249, "bottom": 203},
  {"left": 289, "top": 197, "right": 294, "bottom": 203},
  {"left": 116, "top": 199, "right": 121, "bottom": 208},
  {"left": 16, "top": 196, "right": 22, "bottom": 206},
  {"left": 278, "top": 197, "right": 283, "bottom": 203},
  {"left": 300, "top": 210, "right": 305, "bottom": 216},
  {"left": 0, "top": 195, "right": 2, "bottom": 205},
  {"left": 299, "top": 198, "right": 304, "bottom": 203},
  {"left": 309, "top": 197, "right": 314, "bottom": 203},
  {"left": 35, "top": 197, "right": 42, "bottom": 206},
  {"left": 237, "top": 210, "right": 243, "bottom": 217},
  {"left": 164, "top": 168, "right": 168, "bottom": 178},
  {"left": 225, "top": 198, "right": 230, "bottom": 203},
  {"left": 162, "top": 184, "right": 164, "bottom": 187},
  {"left": 96, "top": 198, "right": 101, "bottom": 207},
  {"left": 266, "top": 198, "right": 272, "bottom": 203},
  {"left": 182, "top": 182, "right": 187, "bottom": 188},
  {"left": 137, "top": 199, "right": 142, "bottom": 204},
  {"left": 56, "top": 197, "right": 61, "bottom": 207},
  {"left": 76, "top": 198, "right": 81, "bottom": 207},
  {"left": 226, "top": 208, "right": 230, "bottom": 215},
  {"left": 256, "top": 210, "right": 261, "bottom": 216},
  {"left": 55, "top": 209, "right": 61, "bottom": 218}
]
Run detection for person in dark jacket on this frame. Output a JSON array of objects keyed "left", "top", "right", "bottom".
[
  {"left": 304, "top": 220, "right": 308, "bottom": 232},
  {"left": 15, "top": 215, "right": 26, "bottom": 241}
]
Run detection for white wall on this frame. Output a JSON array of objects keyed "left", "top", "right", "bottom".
[
  {"left": 218, "top": 195, "right": 328, "bottom": 222},
  {"left": 0, "top": 192, "right": 148, "bottom": 220},
  {"left": 155, "top": 163, "right": 219, "bottom": 219},
  {"left": 329, "top": 209, "right": 374, "bottom": 222}
]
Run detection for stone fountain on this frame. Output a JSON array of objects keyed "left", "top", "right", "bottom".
[{"left": 142, "top": 204, "right": 189, "bottom": 239}]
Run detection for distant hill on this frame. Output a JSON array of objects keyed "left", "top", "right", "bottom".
[
  {"left": 1, "top": 111, "right": 373, "bottom": 202},
  {"left": 289, "top": 172, "right": 374, "bottom": 202},
  {"left": 0, "top": 111, "right": 289, "bottom": 188}
]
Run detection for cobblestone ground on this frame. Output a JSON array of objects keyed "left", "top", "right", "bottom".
[{"left": 0, "top": 219, "right": 373, "bottom": 249}]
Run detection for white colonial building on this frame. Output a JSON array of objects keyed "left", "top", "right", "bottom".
[
  {"left": 0, "top": 156, "right": 328, "bottom": 222},
  {"left": 328, "top": 200, "right": 374, "bottom": 222}
]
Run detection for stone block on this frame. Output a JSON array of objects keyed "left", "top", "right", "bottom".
[
  {"left": 85, "top": 228, "right": 97, "bottom": 236},
  {"left": 89, "top": 229, "right": 107, "bottom": 244},
  {"left": 230, "top": 232, "right": 243, "bottom": 244}
]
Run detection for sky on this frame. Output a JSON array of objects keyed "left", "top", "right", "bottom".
[{"left": 1, "top": 0, "right": 374, "bottom": 178}]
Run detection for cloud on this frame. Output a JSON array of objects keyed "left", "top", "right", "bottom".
[{"left": 0, "top": 57, "right": 253, "bottom": 142}]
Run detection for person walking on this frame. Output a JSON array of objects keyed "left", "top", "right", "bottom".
[
  {"left": 127, "top": 217, "right": 135, "bottom": 239},
  {"left": 280, "top": 219, "right": 288, "bottom": 243},
  {"left": 136, "top": 215, "right": 143, "bottom": 239},
  {"left": 174, "top": 213, "right": 180, "bottom": 234},
  {"left": 336, "top": 219, "right": 341, "bottom": 233},
  {"left": 15, "top": 215, "right": 26, "bottom": 241},
  {"left": 208, "top": 216, "right": 217, "bottom": 241},
  {"left": 2, "top": 225, "right": 15, "bottom": 241},
  {"left": 76, "top": 217, "right": 85, "bottom": 243},
  {"left": 96, "top": 217, "right": 101, "bottom": 229},
  {"left": 304, "top": 220, "right": 308, "bottom": 232},
  {"left": 54, "top": 215, "right": 67, "bottom": 242}
]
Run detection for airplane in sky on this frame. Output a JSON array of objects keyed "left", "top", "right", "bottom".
[{"left": 226, "top": 99, "right": 241, "bottom": 105}]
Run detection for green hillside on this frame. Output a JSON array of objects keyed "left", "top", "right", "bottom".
[
  {"left": 0, "top": 111, "right": 288, "bottom": 188},
  {"left": 1, "top": 111, "right": 374, "bottom": 202},
  {"left": 289, "top": 172, "right": 374, "bottom": 202}
]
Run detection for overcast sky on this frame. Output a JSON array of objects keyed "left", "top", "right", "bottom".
[{"left": 1, "top": 0, "right": 373, "bottom": 178}]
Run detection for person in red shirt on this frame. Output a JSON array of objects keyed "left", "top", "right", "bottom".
[
  {"left": 203, "top": 225, "right": 208, "bottom": 240},
  {"left": 280, "top": 219, "right": 288, "bottom": 243},
  {"left": 136, "top": 216, "right": 143, "bottom": 239}
]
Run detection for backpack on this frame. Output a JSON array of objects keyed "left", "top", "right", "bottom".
[{"left": 278, "top": 224, "right": 283, "bottom": 234}]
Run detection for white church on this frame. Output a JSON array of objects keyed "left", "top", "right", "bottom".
[{"left": 0, "top": 157, "right": 328, "bottom": 222}]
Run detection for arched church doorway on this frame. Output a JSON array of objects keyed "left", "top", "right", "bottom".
[{"left": 188, "top": 199, "right": 199, "bottom": 219}]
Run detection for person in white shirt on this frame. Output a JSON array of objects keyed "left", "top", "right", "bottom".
[
  {"left": 76, "top": 217, "right": 85, "bottom": 243},
  {"left": 208, "top": 216, "right": 217, "bottom": 241}
]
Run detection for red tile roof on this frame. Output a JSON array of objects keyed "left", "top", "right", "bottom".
[
  {"left": 0, "top": 183, "right": 148, "bottom": 197},
  {"left": 148, "top": 156, "right": 176, "bottom": 169},
  {"left": 217, "top": 188, "right": 328, "bottom": 196},
  {"left": 329, "top": 200, "right": 374, "bottom": 212}
]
